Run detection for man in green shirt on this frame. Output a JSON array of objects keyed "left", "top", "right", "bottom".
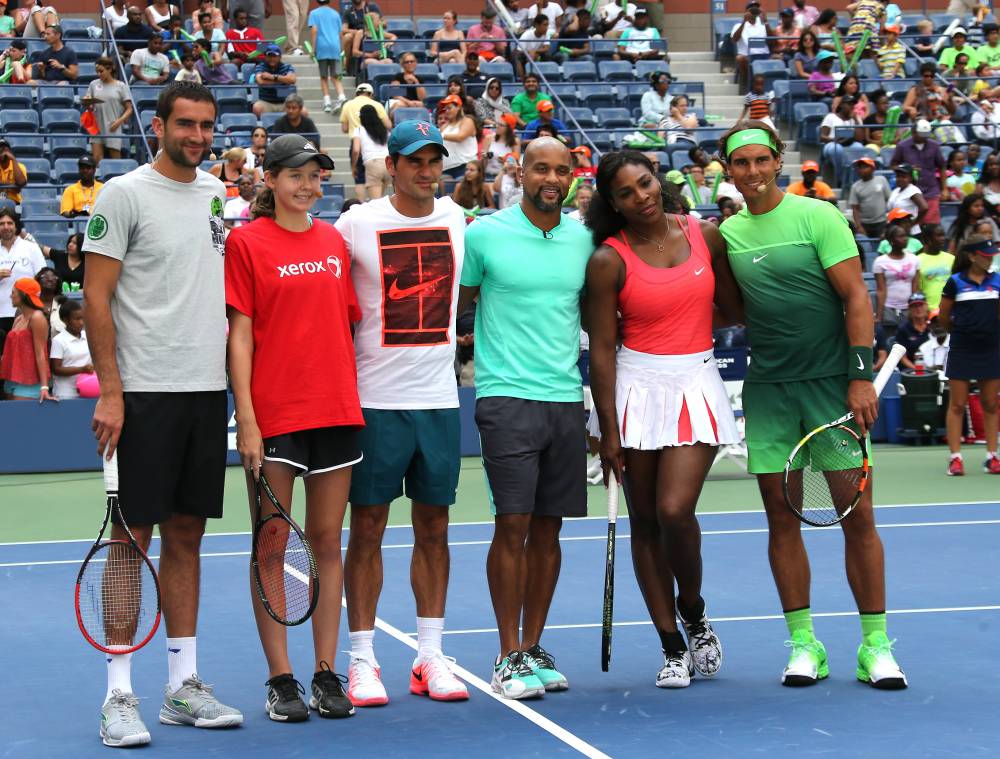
[
  {"left": 458, "top": 137, "right": 593, "bottom": 701},
  {"left": 938, "top": 27, "right": 979, "bottom": 71},
  {"left": 509, "top": 72, "right": 552, "bottom": 128},
  {"left": 719, "top": 122, "right": 908, "bottom": 690},
  {"left": 976, "top": 23, "right": 1000, "bottom": 70}
]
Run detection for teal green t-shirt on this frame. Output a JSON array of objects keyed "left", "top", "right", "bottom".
[
  {"left": 0, "top": 17, "right": 14, "bottom": 34},
  {"left": 461, "top": 205, "right": 593, "bottom": 401}
]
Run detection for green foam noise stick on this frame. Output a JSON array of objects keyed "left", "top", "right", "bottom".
[
  {"left": 559, "top": 45, "right": 572, "bottom": 56},
  {"left": 0, "top": 64, "right": 13, "bottom": 84},
  {"left": 563, "top": 176, "right": 582, "bottom": 206},
  {"left": 246, "top": 49, "right": 262, "bottom": 59},
  {"left": 303, "top": 40, "right": 316, "bottom": 61},
  {"left": 709, "top": 170, "right": 722, "bottom": 204},
  {"left": 685, "top": 172, "right": 699, "bottom": 200},
  {"left": 180, "top": 29, "right": 197, "bottom": 42},
  {"left": 463, "top": 205, "right": 480, "bottom": 218},
  {"left": 848, "top": 28, "right": 871, "bottom": 72},
  {"left": 830, "top": 29, "right": 849, "bottom": 72},
  {"left": 273, "top": 35, "right": 287, "bottom": 47},
  {"left": 169, "top": 49, "right": 181, "bottom": 64},
  {"left": 588, "top": 0, "right": 600, "bottom": 14},
  {"left": 365, "top": 14, "right": 387, "bottom": 58},
  {"left": 882, "top": 104, "right": 902, "bottom": 146},
  {"left": 201, "top": 50, "right": 212, "bottom": 66}
]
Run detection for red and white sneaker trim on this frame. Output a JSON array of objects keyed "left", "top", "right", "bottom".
[
  {"left": 410, "top": 653, "right": 469, "bottom": 701},
  {"left": 346, "top": 655, "right": 389, "bottom": 707}
]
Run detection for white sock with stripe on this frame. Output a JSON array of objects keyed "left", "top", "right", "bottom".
[
  {"left": 105, "top": 652, "right": 133, "bottom": 703},
  {"left": 166, "top": 636, "right": 197, "bottom": 691}
]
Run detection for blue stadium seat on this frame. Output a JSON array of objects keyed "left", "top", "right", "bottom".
[
  {"left": 261, "top": 112, "right": 283, "bottom": 130},
  {"left": 481, "top": 61, "right": 515, "bottom": 82},
  {"left": 526, "top": 60, "right": 561, "bottom": 82},
  {"left": 242, "top": 65, "right": 257, "bottom": 83},
  {"left": 440, "top": 63, "right": 464, "bottom": 81},
  {"left": 562, "top": 60, "right": 596, "bottom": 82},
  {"left": 33, "top": 231, "right": 71, "bottom": 250},
  {"left": 698, "top": 128, "right": 725, "bottom": 152},
  {"left": 417, "top": 19, "right": 439, "bottom": 38},
  {"left": 215, "top": 87, "right": 250, "bottom": 116},
  {"left": 60, "top": 18, "right": 94, "bottom": 38},
  {"left": 49, "top": 135, "right": 90, "bottom": 159},
  {"left": 563, "top": 107, "right": 596, "bottom": 128},
  {"left": 311, "top": 195, "right": 340, "bottom": 215},
  {"left": 41, "top": 109, "right": 82, "bottom": 134},
  {"left": 54, "top": 158, "right": 82, "bottom": 184},
  {"left": 28, "top": 221, "right": 71, "bottom": 239},
  {"left": 750, "top": 58, "right": 787, "bottom": 90},
  {"left": 576, "top": 84, "right": 614, "bottom": 109},
  {"left": 139, "top": 109, "right": 156, "bottom": 132},
  {"left": 413, "top": 63, "right": 441, "bottom": 82},
  {"left": 0, "top": 109, "right": 40, "bottom": 133},
  {"left": 857, "top": 58, "right": 880, "bottom": 80},
  {"left": 75, "top": 61, "right": 98, "bottom": 84},
  {"left": 5, "top": 135, "right": 45, "bottom": 157},
  {"left": 0, "top": 86, "right": 33, "bottom": 110},
  {"left": 366, "top": 63, "right": 399, "bottom": 98},
  {"left": 21, "top": 198, "right": 61, "bottom": 218},
  {"left": 590, "top": 39, "right": 618, "bottom": 61},
  {"left": 20, "top": 157, "right": 52, "bottom": 183},
  {"left": 587, "top": 130, "right": 614, "bottom": 151},
  {"left": 37, "top": 85, "right": 76, "bottom": 110},
  {"left": 220, "top": 63, "right": 240, "bottom": 81},
  {"left": 131, "top": 86, "right": 159, "bottom": 113},
  {"left": 220, "top": 113, "right": 258, "bottom": 133},
  {"left": 393, "top": 106, "right": 431, "bottom": 124},
  {"left": 71, "top": 40, "right": 104, "bottom": 61},
  {"left": 547, "top": 82, "right": 578, "bottom": 107},
  {"left": 598, "top": 60, "right": 634, "bottom": 82},
  {"left": 386, "top": 18, "right": 415, "bottom": 37},
  {"left": 616, "top": 81, "right": 647, "bottom": 110},
  {"left": 594, "top": 107, "right": 631, "bottom": 128},
  {"left": 793, "top": 102, "right": 829, "bottom": 146},
  {"left": 930, "top": 13, "right": 954, "bottom": 32},
  {"left": 98, "top": 159, "right": 139, "bottom": 181},
  {"left": 773, "top": 79, "right": 791, "bottom": 122},
  {"left": 22, "top": 187, "right": 59, "bottom": 203},
  {"left": 635, "top": 60, "right": 670, "bottom": 81},
  {"left": 455, "top": 19, "right": 475, "bottom": 33}
]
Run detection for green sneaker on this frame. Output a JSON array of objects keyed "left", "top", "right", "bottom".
[
  {"left": 781, "top": 629, "right": 829, "bottom": 686},
  {"left": 857, "top": 631, "right": 908, "bottom": 689},
  {"left": 491, "top": 651, "right": 545, "bottom": 700},
  {"left": 524, "top": 644, "right": 568, "bottom": 692}
]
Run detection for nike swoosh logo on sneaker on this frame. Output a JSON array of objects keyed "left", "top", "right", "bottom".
[
  {"left": 387, "top": 275, "right": 448, "bottom": 300},
  {"left": 412, "top": 670, "right": 423, "bottom": 682},
  {"left": 694, "top": 267, "right": 705, "bottom": 275},
  {"left": 752, "top": 254, "right": 768, "bottom": 263}
]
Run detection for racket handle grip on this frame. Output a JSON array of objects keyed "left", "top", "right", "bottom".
[
  {"left": 607, "top": 472, "right": 619, "bottom": 524},
  {"left": 873, "top": 344, "right": 907, "bottom": 397},
  {"left": 103, "top": 450, "right": 119, "bottom": 493}
]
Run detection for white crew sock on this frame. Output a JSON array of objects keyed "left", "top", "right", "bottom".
[
  {"left": 323, "top": 94, "right": 331, "bottom": 104},
  {"left": 349, "top": 630, "right": 376, "bottom": 665},
  {"left": 416, "top": 617, "right": 445, "bottom": 661},
  {"left": 951, "top": 452, "right": 963, "bottom": 460},
  {"left": 105, "top": 652, "right": 134, "bottom": 703},
  {"left": 166, "top": 636, "right": 197, "bottom": 692}
]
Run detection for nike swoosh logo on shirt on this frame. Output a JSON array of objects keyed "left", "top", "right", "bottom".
[
  {"left": 388, "top": 275, "right": 448, "bottom": 300},
  {"left": 856, "top": 353, "right": 865, "bottom": 371},
  {"left": 694, "top": 267, "right": 705, "bottom": 275},
  {"left": 752, "top": 254, "right": 768, "bottom": 263}
]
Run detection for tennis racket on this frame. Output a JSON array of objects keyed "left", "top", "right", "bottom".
[
  {"left": 783, "top": 343, "right": 906, "bottom": 527},
  {"left": 251, "top": 473, "right": 319, "bottom": 626},
  {"left": 75, "top": 451, "right": 161, "bottom": 654},
  {"left": 601, "top": 472, "right": 619, "bottom": 672}
]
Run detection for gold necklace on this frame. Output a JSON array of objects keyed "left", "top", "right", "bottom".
[{"left": 629, "top": 216, "right": 671, "bottom": 253}]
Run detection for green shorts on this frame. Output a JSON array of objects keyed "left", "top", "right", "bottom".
[
  {"left": 742, "top": 375, "right": 854, "bottom": 474},
  {"left": 349, "top": 408, "right": 461, "bottom": 507}
]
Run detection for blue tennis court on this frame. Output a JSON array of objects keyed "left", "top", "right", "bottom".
[{"left": 3, "top": 499, "right": 998, "bottom": 757}]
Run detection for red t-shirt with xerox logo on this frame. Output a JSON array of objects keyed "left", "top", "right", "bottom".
[{"left": 225, "top": 216, "right": 364, "bottom": 438}]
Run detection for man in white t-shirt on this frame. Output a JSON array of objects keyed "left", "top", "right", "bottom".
[
  {"left": 595, "top": 0, "right": 636, "bottom": 38},
  {"left": 615, "top": 9, "right": 664, "bottom": 62},
  {"left": 517, "top": 14, "right": 554, "bottom": 77},
  {"left": 129, "top": 32, "right": 170, "bottom": 85},
  {"left": 731, "top": 0, "right": 770, "bottom": 91},
  {"left": 335, "top": 120, "right": 470, "bottom": 708},
  {"left": 0, "top": 208, "right": 45, "bottom": 340},
  {"left": 526, "top": 0, "right": 562, "bottom": 29},
  {"left": 223, "top": 175, "right": 256, "bottom": 230}
]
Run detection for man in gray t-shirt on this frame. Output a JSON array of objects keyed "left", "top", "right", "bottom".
[
  {"left": 848, "top": 157, "right": 891, "bottom": 239},
  {"left": 83, "top": 81, "right": 243, "bottom": 749}
]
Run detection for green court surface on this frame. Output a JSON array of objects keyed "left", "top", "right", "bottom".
[{"left": 0, "top": 444, "right": 993, "bottom": 544}]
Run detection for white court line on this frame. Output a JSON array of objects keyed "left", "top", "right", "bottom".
[
  {"left": 343, "top": 598, "right": 611, "bottom": 759},
  {"left": 2, "top": 499, "right": 997, "bottom": 548},
  {"left": 3, "top": 518, "right": 999, "bottom": 568},
  {"left": 404, "top": 605, "right": 1000, "bottom": 637}
]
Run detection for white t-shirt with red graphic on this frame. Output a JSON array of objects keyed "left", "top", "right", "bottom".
[{"left": 335, "top": 196, "right": 466, "bottom": 410}]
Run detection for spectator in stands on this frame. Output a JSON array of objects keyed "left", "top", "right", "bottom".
[
  {"left": 570, "top": 144, "right": 594, "bottom": 179},
  {"left": 919, "top": 315, "right": 950, "bottom": 370},
  {"left": 227, "top": 8, "right": 265, "bottom": 67},
  {"left": 0, "top": 40, "right": 29, "bottom": 84},
  {"left": 967, "top": 142, "right": 984, "bottom": 179},
  {"left": 640, "top": 71, "right": 671, "bottom": 127},
  {"left": 253, "top": 45, "right": 297, "bottom": 117},
  {"left": 715, "top": 171, "right": 745, "bottom": 206},
  {"left": 592, "top": 0, "right": 633, "bottom": 40},
  {"left": 194, "top": 10, "right": 227, "bottom": 52},
  {"left": 161, "top": 15, "right": 188, "bottom": 60},
  {"left": 833, "top": 74, "right": 871, "bottom": 120},
  {"left": 516, "top": 14, "right": 554, "bottom": 78},
  {"left": 60, "top": 156, "right": 102, "bottom": 219},
  {"left": 947, "top": 150, "right": 977, "bottom": 200},
  {"left": 483, "top": 114, "right": 520, "bottom": 176},
  {"left": 845, "top": 0, "right": 883, "bottom": 46},
  {"left": 687, "top": 145, "right": 722, "bottom": 182},
  {"left": 340, "top": 0, "right": 379, "bottom": 75},
  {"left": 210, "top": 147, "right": 256, "bottom": 197},
  {"left": 614, "top": 9, "right": 664, "bottom": 64},
  {"left": 527, "top": 0, "right": 562, "bottom": 29},
  {"left": 49, "top": 300, "right": 91, "bottom": 399},
  {"left": 467, "top": 6, "right": 507, "bottom": 62},
  {"left": 894, "top": 292, "right": 933, "bottom": 368},
  {"left": 731, "top": 1, "right": 769, "bottom": 92},
  {"left": 864, "top": 90, "right": 908, "bottom": 149},
  {"left": 440, "top": 93, "right": 478, "bottom": 179},
  {"left": 807, "top": 49, "right": 837, "bottom": 99},
  {"left": 908, "top": 18, "right": 933, "bottom": 57},
  {"left": 245, "top": 126, "right": 268, "bottom": 170},
  {"left": 0, "top": 1, "right": 14, "bottom": 36},
  {"left": 0, "top": 140, "right": 26, "bottom": 207},
  {"left": 740, "top": 74, "right": 775, "bottom": 129},
  {"left": 34, "top": 266, "right": 62, "bottom": 333},
  {"left": 850, "top": 156, "right": 890, "bottom": 238},
  {"left": 458, "top": 51, "right": 488, "bottom": 98},
  {"left": 350, "top": 103, "right": 389, "bottom": 199},
  {"left": 430, "top": 10, "right": 466, "bottom": 64},
  {"left": 938, "top": 27, "right": 976, "bottom": 73},
  {"left": 787, "top": 160, "right": 835, "bottom": 199},
  {"left": 145, "top": 0, "right": 179, "bottom": 30},
  {"left": 42, "top": 232, "right": 85, "bottom": 292},
  {"left": 660, "top": 94, "right": 697, "bottom": 145},
  {"left": 14, "top": 2, "right": 57, "bottom": 39},
  {"left": 978, "top": 23, "right": 1000, "bottom": 71},
  {"left": 387, "top": 52, "right": 426, "bottom": 112},
  {"left": 716, "top": 195, "right": 738, "bottom": 220},
  {"left": 452, "top": 160, "right": 494, "bottom": 212},
  {"left": 117, "top": 6, "right": 158, "bottom": 54},
  {"left": 873, "top": 224, "right": 919, "bottom": 333},
  {"left": 191, "top": 38, "right": 233, "bottom": 84},
  {"left": 904, "top": 63, "right": 954, "bottom": 121},
  {"left": 970, "top": 99, "right": 1000, "bottom": 144},
  {"left": 0, "top": 208, "right": 44, "bottom": 340},
  {"left": 0, "top": 277, "right": 54, "bottom": 401},
  {"left": 771, "top": 8, "right": 800, "bottom": 63},
  {"left": 555, "top": 7, "right": 591, "bottom": 63},
  {"left": 976, "top": 153, "right": 1000, "bottom": 207},
  {"left": 340, "top": 81, "right": 389, "bottom": 136},
  {"left": 949, "top": 0, "right": 989, "bottom": 25},
  {"left": 31, "top": 24, "right": 77, "bottom": 84},
  {"left": 891, "top": 120, "right": 947, "bottom": 223},
  {"left": 792, "top": 0, "right": 819, "bottom": 29},
  {"left": 948, "top": 53, "right": 976, "bottom": 97},
  {"left": 968, "top": 63, "right": 994, "bottom": 100},
  {"left": 510, "top": 71, "right": 551, "bottom": 127},
  {"left": 948, "top": 192, "right": 1000, "bottom": 252},
  {"left": 353, "top": 11, "right": 397, "bottom": 71},
  {"left": 85, "top": 56, "right": 133, "bottom": 163},
  {"left": 876, "top": 24, "right": 905, "bottom": 79},
  {"left": 566, "top": 181, "right": 590, "bottom": 220},
  {"left": 681, "top": 164, "right": 713, "bottom": 206},
  {"left": 491, "top": 153, "right": 523, "bottom": 208},
  {"left": 268, "top": 94, "right": 320, "bottom": 146},
  {"left": 476, "top": 77, "right": 514, "bottom": 127},
  {"left": 191, "top": 0, "right": 223, "bottom": 31},
  {"left": 103, "top": 0, "right": 129, "bottom": 31},
  {"left": 229, "top": 0, "right": 267, "bottom": 33},
  {"left": 820, "top": 96, "right": 865, "bottom": 183},
  {"left": 130, "top": 31, "right": 170, "bottom": 85},
  {"left": 791, "top": 29, "right": 819, "bottom": 78},
  {"left": 917, "top": 224, "right": 955, "bottom": 309},
  {"left": 881, "top": 208, "right": 923, "bottom": 253},
  {"left": 811, "top": 8, "right": 839, "bottom": 51},
  {"left": 308, "top": 0, "right": 345, "bottom": 114},
  {"left": 523, "top": 98, "right": 567, "bottom": 140},
  {"left": 223, "top": 175, "right": 256, "bottom": 230}
]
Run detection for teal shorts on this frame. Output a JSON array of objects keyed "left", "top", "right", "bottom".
[
  {"left": 349, "top": 408, "right": 461, "bottom": 507},
  {"left": 4, "top": 380, "right": 42, "bottom": 399}
]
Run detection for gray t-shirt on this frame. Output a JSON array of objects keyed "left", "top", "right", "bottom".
[
  {"left": 86, "top": 79, "right": 130, "bottom": 134},
  {"left": 848, "top": 175, "right": 891, "bottom": 225},
  {"left": 83, "top": 164, "right": 228, "bottom": 392}
]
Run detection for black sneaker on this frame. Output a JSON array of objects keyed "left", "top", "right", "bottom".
[
  {"left": 265, "top": 674, "right": 309, "bottom": 722},
  {"left": 310, "top": 661, "right": 355, "bottom": 718}
]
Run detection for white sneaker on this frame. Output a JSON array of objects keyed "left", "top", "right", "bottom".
[
  {"left": 410, "top": 653, "right": 469, "bottom": 701},
  {"left": 346, "top": 655, "right": 389, "bottom": 707},
  {"left": 101, "top": 690, "right": 151, "bottom": 747},
  {"left": 655, "top": 651, "right": 694, "bottom": 688},
  {"left": 677, "top": 604, "right": 723, "bottom": 677},
  {"left": 292, "top": 47, "right": 304, "bottom": 55}
]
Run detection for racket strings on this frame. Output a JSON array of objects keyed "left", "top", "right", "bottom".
[
  {"left": 788, "top": 426, "right": 867, "bottom": 525},
  {"left": 254, "top": 518, "right": 316, "bottom": 624},
  {"left": 79, "top": 542, "right": 158, "bottom": 648}
]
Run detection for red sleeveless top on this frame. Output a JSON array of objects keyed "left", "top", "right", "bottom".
[
  {"left": 0, "top": 326, "right": 42, "bottom": 385},
  {"left": 604, "top": 214, "right": 715, "bottom": 356}
]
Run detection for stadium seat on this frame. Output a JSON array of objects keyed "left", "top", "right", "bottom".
[
  {"left": 481, "top": 61, "right": 515, "bottom": 82},
  {"left": 594, "top": 107, "right": 632, "bottom": 128},
  {"left": 98, "top": 159, "right": 139, "bottom": 181},
  {"left": 857, "top": 59, "right": 880, "bottom": 80},
  {"left": 40, "top": 109, "right": 83, "bottom": 134},
  {"left": 28, "top": 221, "right": 71, "bottom": 239},
  {"left": 562, "top": 60, "right": 596, "bottom": 82},
  {"left": 750, "top": 58, "right": 787, "bottom": 90},
  {"left": 131, "top": 86, "right": 159, "bottom": 113},
  {"left": 54, "top": 158, "right": 82, "bottom": 184},
  {"left": 563, "top": 107, "right": 596, "bottom": 128},
  {"left": 33, "top": 231, "right": 71, "bottom": 250},
  {"left": 0, "top": 86, "right": 33, "bottom": 110},
  {"left": 439, "top": 63, "right": 464, "bottom": 81},
  {"left": 72, "top": 40, "right": 104, "bottom": 61},
  {"left": 220, "top": 63, "right": 240, "bottom": 81},
  {"left": 591, "top": 39, "right": 618, "bottom": 61},
  {"left": 215, "top": 87, "right": 250, "bottom": 116},
  {"left": 547, "top": 82, "right": 579, "bottom": 107},
  {"left": 220, "top": 113, "right": 258, "bottom": 134},
  {"left": 793, "top": 102, "right": 829, "bottom": 146},
  {"left": 261, "top": 112, "right": 283, "bottom": 130},
  {"left": 413, "top": 63, "right": 441, "bottom": 82},
  {"left": 416, "top": 18, "right": 439, "bottom": 38},
  {"left": 0, "top": 109, "right": 40, "bottom": 133},
  {"left": 312, "top": 195, "right": 340, "bottom": 215},
  {"left": 21, "top": 198, "right": 61, "bottom": 218},
  {"left": 366, "top": 63, "right": 399, "bottom": 98},
  {"left": 76, "top": 62, "right": 98, "bottom": 84},
  {"left": 20, "top": 157, "right": 52, "bottom": 183},
  {"left": 5, "top": 135, "right": 45, "bottom": 157},
  {"left": 37, "top": 85, "right": 76, "bottom": 110},
  {"left": 526, "top": 60, "right": 561, "bottom": 82},
  {"left": 698, "top": 128, "right": 726, "bottom": 152},
  {"left": 393, "top": 106, "right": 431, "bottom": 124},
  {"left": 386, "top": 18, "right": 415, "bottom": 37},
  {"left": 393, "top": 39, "right": 427, "bottom": 62},
  {"left": 242, "top": 65, "right": 257, "bottom": 84},
  {"left": 588, "top": 129, "right": 614, "bottom": 151},
  {"left": 49, "top": 135, "right": 90, "bottom": 159},
  {"left": 138, "top": 109, "right": 156, "bottom": 132},
  {"left": 60, "top": 18, "right": 94, "bottom": 38},
  {"left": 635, "top": 60, "right": 670, "bottom": 81},
  {"left": 598, "top": 60, "right": 634, "bottom": 82},
  {"left": 577, "top": 83, "right": 614, "bottom": 109}
]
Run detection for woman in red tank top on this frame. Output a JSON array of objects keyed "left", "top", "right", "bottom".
[
  {"left": 0, "top": 277, "right": 55, "bottom": 402},
  {"left": 585, "top": 150, "right": 744, "bottom": 688}
]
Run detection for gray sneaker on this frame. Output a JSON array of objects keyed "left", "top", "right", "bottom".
[
  {"left": 101, "top": 689, "right": 151, "bottom": 748},
  {"left": 159, "top": 675, "right": 244, "bottom": 728}
]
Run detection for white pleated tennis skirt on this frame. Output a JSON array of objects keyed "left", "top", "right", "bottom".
[{"left": 587, "top": 347, "right": 740, "bottom": 450}]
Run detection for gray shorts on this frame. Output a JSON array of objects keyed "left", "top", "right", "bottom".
[
  {"left": 318, "top": 59, "right": 341, "bottom": 78},
  {"left": 475, "top": 396, "right": 587, "bottom": 518}
]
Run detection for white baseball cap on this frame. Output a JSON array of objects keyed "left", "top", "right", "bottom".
[{"left": 915, "top": 119, "right": 932, "bottom": 133}]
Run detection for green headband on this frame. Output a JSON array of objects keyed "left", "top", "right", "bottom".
[{"left": 725, "top": 128, "right": 777, "bottom": 159}]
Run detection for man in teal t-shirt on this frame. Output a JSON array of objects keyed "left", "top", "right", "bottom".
[{"left": 458, "top": 137, "right": 593, "bottom": 701}]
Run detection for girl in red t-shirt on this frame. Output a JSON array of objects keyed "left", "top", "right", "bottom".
[{"left": 225, "top": 135, "right": 363, "bottom": 722}]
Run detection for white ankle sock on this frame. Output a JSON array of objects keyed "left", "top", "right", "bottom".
[
  {"left": 951, "top": 452, "right": 963, "bottom": 460},
  {"left": 349, "top": 630, "right": 376, "bottom": 665},
  {"left": 416, "top": 617, "right": 444, "bottom": 660},
  {"left": 106, "top": 652, "right": 133, "bottom": 703},
  {"left": 166, "top": 636, "right": 197, "bottom": 691},
  {"left": 323, "top": 95, "right": 331, "bottom": 104}
]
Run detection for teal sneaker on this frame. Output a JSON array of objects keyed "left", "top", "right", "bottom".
[
  {"left": 491, "top": 651, "right": 545, "bottom": 700},
  {"left": 524, "top": 644, "right": 569, "bottom": 692},
  {"left": 857, "top": 631, "right": 908, "bottom": 689},
  {"left": 159, "top": 675, "right": 244, "bottom": 728},
  {"left": 781, "top": 629, "right": 829, "bottom": 687}
]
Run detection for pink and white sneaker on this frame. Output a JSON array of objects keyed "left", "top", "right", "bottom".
[
  {"left": 410, "top": 653, "right": 469, "bottom": 701},
  {"left": 347, "top": 656, "right": 389, "bottom": 707}
]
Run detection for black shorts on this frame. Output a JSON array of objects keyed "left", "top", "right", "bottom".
[
  {"left": 264, "top": 426, "right": 363, "bottom": 477},
  {"left": 117, "top": 391, "right": 228, "bottom": 527},
  {"left": 475, "top": 396, "right": 587, "bottom": 518},
  {"left": 353, "top": 158, "right": 366, "bottom": 184}
]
